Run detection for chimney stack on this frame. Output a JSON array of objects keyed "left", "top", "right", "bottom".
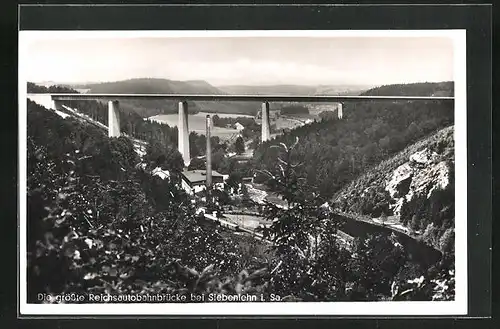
[{"left": 205, "top": 115, "right": 212, "bottom": 188}]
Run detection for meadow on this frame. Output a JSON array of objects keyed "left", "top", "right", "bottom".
[{"left": 147, "top": 112, "right": 252, "bottom": 141}]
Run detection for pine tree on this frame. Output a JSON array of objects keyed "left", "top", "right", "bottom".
[
  {"left": 257, "top": 137, "right": 346, "bottom": 300},
  {"left": 234, "top": 136, "right": 245, "bottom": 154}
]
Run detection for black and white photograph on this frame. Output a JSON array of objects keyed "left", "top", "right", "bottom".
[{"left": 19, "top": 29, "right": 467, "bottom": 316}]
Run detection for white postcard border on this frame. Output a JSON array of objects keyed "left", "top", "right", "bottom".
[{"left": 18, "top": 29, "right": 467, "bottom": 316}]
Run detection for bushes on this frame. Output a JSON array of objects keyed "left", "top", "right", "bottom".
[
  {"left": 26, "top": 103, "right": 249, "bottom": 302},
  {"left": 27, "top": 143, "right": 249, "bottom": 301},
  {"left": 348, "top": 234, "right": 408, "bottom": 300}
]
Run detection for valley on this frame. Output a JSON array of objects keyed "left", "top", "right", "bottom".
[{"left": 25, "top": 80, "right": 456, "bottom": 303}]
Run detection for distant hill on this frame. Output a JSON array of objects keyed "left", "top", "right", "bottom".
[
  {"left": 314, "top": 85, "right": 373, "bottom": 96},
  {"left": 76, "top": 78, "right": 260, "bottom": 117},
  {"left": 218, "top": 84, "right": 372, "bottom": 96},
  {"left": 361, "top": 81, "right": 454, "bottom": 97},
  {"left": 83, "top": 78, "right": 223, "bottom": 95},
  {"left": 218, "top": 84, "right": 317, "bottom": 95}
]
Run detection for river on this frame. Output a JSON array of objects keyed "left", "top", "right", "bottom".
[{"left": 243, "top": 182, "right": 442, "bottom": 269}]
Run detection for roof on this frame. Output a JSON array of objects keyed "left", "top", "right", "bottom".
[
  {"left": 181, "top": 169, "right": 224, "bottom": 185},
  {"left": 151, "top": 167, "right": 170, "bottom": 180}
]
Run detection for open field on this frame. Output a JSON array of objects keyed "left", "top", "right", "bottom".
[
  {"left": 223, "top": 213, "right": 269, "bottom": 229},
  {"left": 148, "top": 112, "right": 252, "bottom": 141},
  {"left": 149, "top": 111, "right": 306, "bottom": 140}
]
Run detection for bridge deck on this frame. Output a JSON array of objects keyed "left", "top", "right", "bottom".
[{"left": 47, "top": 93, "right": 454, "bottom": 102}]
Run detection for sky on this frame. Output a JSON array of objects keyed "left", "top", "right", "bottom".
[{"left": 21, "top": 33, "right": 455, "bottom": 87}]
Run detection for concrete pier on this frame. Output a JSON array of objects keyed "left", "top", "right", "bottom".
[
  {"left": 108, "top": 100, "right": 121, "bottom": 138},
  {"left": 205, "top": 115, "right": 212, "bottom": 188},
  {"left": 338, "top": 103, "right": 343, "bottom": 119},
  {"left": 51, "top": 99, "right": 60, "bottom": 111},
  {"left": 178, "top": 101, "right": 190, "bottom": 167},
  {"left": 261, "top": 102, "right": 271, "bottom": 142}
]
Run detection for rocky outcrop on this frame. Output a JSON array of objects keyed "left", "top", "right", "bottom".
[
  {"left": 332, "top": 126, "right": 454, "bottom": 232},
  {"left": 385, "top": 148, "right": 451, "bottom": 216}
]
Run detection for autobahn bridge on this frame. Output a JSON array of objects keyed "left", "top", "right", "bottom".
[{"left": 28, "top": 92, "right": 454, "bottom": 168}]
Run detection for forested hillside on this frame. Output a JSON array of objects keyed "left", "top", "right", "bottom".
[
  {"left": 82, "top": 78, "right": 259, "bottom": 116},
  {"left": 27, "top": 83, "right": 229, "bottom": 164},
  {"left": 361, "top": 82, "right": 454, "bottom": 97},
  {"left": 218, "top": 84, "right": 318, "bottom": 95},
  {"left": 251, "top": 82, "right": 454, "bottom": 199},
  {"left": 218, "top": 84, "right": 371, "bottom": 96},
  {"left": 333, "top": 126, "right": 454, "bottom": 252}
]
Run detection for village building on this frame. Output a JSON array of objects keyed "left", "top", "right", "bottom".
[
  {"left": 234, "top": 122, "right": 245, "bottom": 131},
  {"left": 180, "top": 169, "right": 228, "bottom": 195}
]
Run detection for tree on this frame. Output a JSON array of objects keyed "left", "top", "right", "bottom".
[
  {"left": 256, "top": 138, "right": 347, "bottom": 300},
  {"left": 319, "top": 111, "right": 337, "bottom": 121},
  {"left": 380, "top": 211, "right": 388, "bottom": 225},
  {"left": 410, "top": 215, "right": 420, "bottom": 232},
  {"left": 422, "top": 223, "right": 438, "bottom": 247},
  {"left": 145, "top": 140, "right": 184, "bottom": 173},
  {"left": 439, "top": 228, "right": 454, "bottom": 253},
  {"left": 211, "top": 149, "right": 226, "bottom": 172},
  {"left": 406, "top": 122, "right": 421, "bottom": 141},
  {"left": 234, "top": 136, "right": 245, "bottom": 154},
  {"left": 348, "top": 233, "right": 407, "bottom": 300}
]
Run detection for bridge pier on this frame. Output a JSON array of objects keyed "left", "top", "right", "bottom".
[
  {"left": 51, "top": 99, "right": 61, "bottom": 111},
  {"left": 261, "top": 101, "right": 270, "bottom": 142},
  {"left": 338, "top": 102, "right": 343, "bottom": 119},
  {"left": 108, "top": 100, "right": 121, "bottom": 138},
  {"left": 178, "top": 101, "right": 190, "bottom": 167}
]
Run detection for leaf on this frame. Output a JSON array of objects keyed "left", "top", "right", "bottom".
[
  {"left": 58, "top": 193, "right": 68, "bottom": 200},
  {"left": 109, "top": 267, "right": 118, "bottom": 277},
  {"left": 55, "top": 217, "right": 67, "bottom": 225},
  {"left": 84, "top": 238, "right": 93, "bottom": 249},
  {"left": 200, "top": 264, "right": 214, "bottom": 277},
  {"left": 234, "top": 282, "right": 243, "bottom": 294},
  {"left": 238, "top": 269, "right": 249, "bottom": 282},
  {"left": 83, "top": 272, "right": 97, "bottom": 280},
  {"left": 278, "top": 142, "right": 289, "bottom": 152},
  {"left": 290, "top": 136, "right": 300, "bottom": 151},
  {"left": 281, "top": 295, "right": 302, "bottom": 302},
  {"left": 187, "top": 267, "right": 199, "bottom": 277},
  {"left": 246, "top": 268, "right": 268, "bottom": 282}
]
